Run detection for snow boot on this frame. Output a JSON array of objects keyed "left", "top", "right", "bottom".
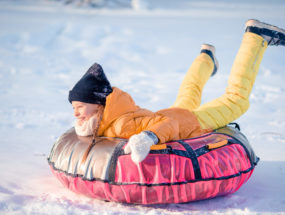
[
  {"left": 245, "top": 19, "right": 285, "bottom": 46},
  {"left": 200, "top": 44, "right": 219, "bottom": 76}
]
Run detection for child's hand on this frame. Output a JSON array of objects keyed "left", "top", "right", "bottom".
[{"left": 124, "top": 131, "right": 158, "bottom": 164}]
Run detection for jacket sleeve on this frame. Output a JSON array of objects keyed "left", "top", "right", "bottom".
[{"left": 112, "top": 110, "right": 180, "bottom": 143}]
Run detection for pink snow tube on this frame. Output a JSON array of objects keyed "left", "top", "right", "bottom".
[{"left": 48, "top": 125, "right": 259, "bottom": 204}]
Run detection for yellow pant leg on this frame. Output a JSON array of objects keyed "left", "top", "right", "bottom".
[
  {"left": 193, "top": 32, "right": 267, "bottom": 130},
  {"left": 172, "top": 53, "right": 214, "bottom": 110}
]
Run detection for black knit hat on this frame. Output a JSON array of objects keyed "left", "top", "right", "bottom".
[{"left": 68, "top": 63, "right": 113, "bottom": 105}]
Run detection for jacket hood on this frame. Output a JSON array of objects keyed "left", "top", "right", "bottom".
[{"left": 98, "top": 87, "right": 139, "bottom": 135}]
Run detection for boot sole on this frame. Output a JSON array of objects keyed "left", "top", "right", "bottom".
[
  {"left": 201, "top": 44, "right": 216, "bottom": 54},
  {"left": 245, "top": 19, "right": 285, "bottom": 35}
]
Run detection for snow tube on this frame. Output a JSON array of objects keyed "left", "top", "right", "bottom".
[{"left": 48, "top": 125, "right": 259, "bottom": 204}]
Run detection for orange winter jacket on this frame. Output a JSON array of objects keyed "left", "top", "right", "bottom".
[{"left": 97, "top": 87, "right": 210, "bottom": 143}]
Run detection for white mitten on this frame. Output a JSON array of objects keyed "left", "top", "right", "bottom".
[{"left": 124, "top": 131, "right": 159, "bottom": 164}]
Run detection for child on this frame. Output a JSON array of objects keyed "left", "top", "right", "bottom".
[{"left": 69, "top": 19, "right": 285, "bottom": 163}]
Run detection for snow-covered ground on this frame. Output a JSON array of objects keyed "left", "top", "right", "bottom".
[{"left": 1, "top": 0, "right": 285, "bottom": 214}]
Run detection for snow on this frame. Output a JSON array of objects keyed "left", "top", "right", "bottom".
[{"left": 0, "top": 0, "right": 285, "bottom": 214}]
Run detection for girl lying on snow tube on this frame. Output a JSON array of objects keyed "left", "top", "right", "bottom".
[{"left": 48, "top": 19, "right": 285, "bottom": 203}]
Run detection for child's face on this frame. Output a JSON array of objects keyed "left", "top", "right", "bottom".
[{"left": 72, "top": 101, "right": 102, "bottom": 125}]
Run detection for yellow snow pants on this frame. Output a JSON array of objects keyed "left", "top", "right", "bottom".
[{"left": 172, "top": 32, "right": 267, "bottom": 130}]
